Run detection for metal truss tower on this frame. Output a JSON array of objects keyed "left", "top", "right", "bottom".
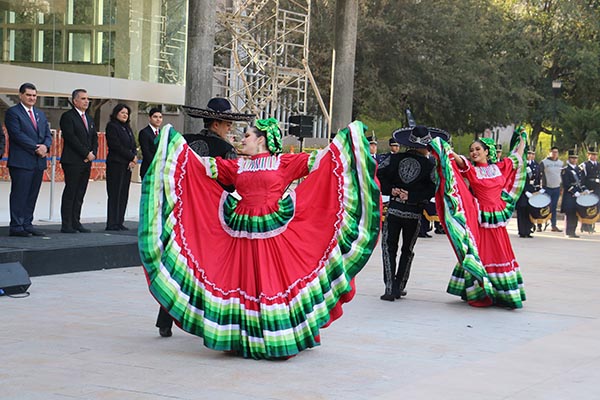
[{"left": 214, "top": 0, "right": 326, "bottom": 133}]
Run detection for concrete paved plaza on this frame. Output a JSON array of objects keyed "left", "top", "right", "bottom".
[{"left": 1, "top": 181, "right": 600, "bottom": 399}]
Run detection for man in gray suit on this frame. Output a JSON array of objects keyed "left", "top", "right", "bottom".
[{"left": 5, "top": 83, "right": 52, "bottom": 237}]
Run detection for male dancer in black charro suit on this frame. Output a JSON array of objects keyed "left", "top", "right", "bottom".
[
  {"left": 59, "top": 89, "right": 98, "bottom": 233},
  {"left": 377, "top": 125, "right": 447, "bottom": 301},
  {"left": 154, "top": 97, "right": 255, "bottom": 337}
]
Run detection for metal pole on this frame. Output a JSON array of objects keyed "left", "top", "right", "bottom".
[{"left": 49, "top": 154, "right": 55, "bottom": 221}]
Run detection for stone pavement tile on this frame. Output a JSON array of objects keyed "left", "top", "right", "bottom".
[{"left": 1, "top": 223, "right": 599, "bottom": 399}]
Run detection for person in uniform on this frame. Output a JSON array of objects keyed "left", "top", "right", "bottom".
[
  {"left": 579, "top": 145, "right": 599, "bottom": 233},
  {"left": 561, "top": 149, "right": 587, "bottom": 238},
  {"left": 377, "top": 125, "right": 448, "bottom": 301},
  {"left": 153, "top": 97, "right": 255, "bottom": 337},
  {"left": 516, "top": 149, "right": 542, "bottom": 237},
  {"left": 378, "top": 137, "right": 401, "bottom": 166},
  {"left": 368, "top": 136, "right": 380, "bottom": 162}
]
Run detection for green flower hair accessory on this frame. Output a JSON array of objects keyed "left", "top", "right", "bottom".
[
  {"left": 255, "top": 118, "right": 282, "bottom": 154},
  {"left": 478, "top": 137, "right": 497, "bottom": 163}
]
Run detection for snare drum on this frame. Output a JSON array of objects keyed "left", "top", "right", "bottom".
[
  {"left": 576, "top": 193, "right": 600, "bottom": 224},
  {"left": 527, "top": 192, "right": 552, "bottom": 224}
]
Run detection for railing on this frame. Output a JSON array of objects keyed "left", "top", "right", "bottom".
[{"left": 0, "top": 129, "right": 111, "bottom": 182}]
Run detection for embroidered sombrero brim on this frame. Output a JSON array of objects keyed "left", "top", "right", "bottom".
[
  {"left": 181, "top": 105, "right": 256, "bottom": 122},
  {"left": 393, "top": 126, "right": 450, "bottom": 148}
]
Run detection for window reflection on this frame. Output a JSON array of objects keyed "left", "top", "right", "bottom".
[{"left": 0, "top": 0, "right": 186, "bottom": 85}]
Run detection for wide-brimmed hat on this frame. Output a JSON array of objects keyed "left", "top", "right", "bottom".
[
  {"left": 392, "top": 125, "right": 449, "bottom": 149},
  {"left": 181, "top": 97, "right": 255, "bottom": 122}
]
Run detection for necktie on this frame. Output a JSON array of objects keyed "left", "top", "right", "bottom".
[
  {"left": 81, "top": 113, "right": 88, "bottom": 131},
  {"left": 155, "top": 129, "right": 159, "bottom": 136},
  {"left": 28, "top": 109, "right": 37, "bottom": 130}
]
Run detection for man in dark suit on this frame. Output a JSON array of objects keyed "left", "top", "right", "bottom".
[
  {"left": 138, "top": 107, "right": 163, "bottom": 180},
  {"left": 59, "top": 89, "right": 98, "bottom": 233},
  {"left": 5, "top": 82, "right": 52, "bottom": 237}
]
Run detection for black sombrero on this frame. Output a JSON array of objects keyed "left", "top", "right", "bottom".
[
  {"left": 181, "top": 97, "right": 255, "bottom": 122},
  {"left": 392, "top": 125, "right": 449, "bottom": 149}
]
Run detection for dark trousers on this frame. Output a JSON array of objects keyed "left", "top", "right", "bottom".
[
  {"left": 516, "top": 203, "right": 533, "bottom": 235},
  {"left": 419, "top": 213, "right": 430, "bottom": 235},
  {"left": 106, "top": 162, "right": 132, "bottom": 229},
  {"left": 61, "top": 163, "right": 91, "bottom": 229},
  {"left": 544, "top": 186, "right": 560, "bottom": 228},
  {"left": 8, "top": 167, "right": 44, "bottom": 232},
  {"left": 565, "top": 208, "right": 578, "bottom": 236},
  {"left": 381, "top": 213, "right": 421, "bottom": 296},
  {"left": 156, "top": 307, "right": 174, "bottom": 329}
]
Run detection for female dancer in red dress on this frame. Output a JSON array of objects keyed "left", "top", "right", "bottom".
[
  {"left": 429, "top": 128, "right": 527, "bottom": 308},
  {"left": 139, "top": 118, "right": 380, "bottom": 358}
]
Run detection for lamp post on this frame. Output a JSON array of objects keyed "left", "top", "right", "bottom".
[{"left": 551, "top": 80, "right": 562, "bottom": 147}]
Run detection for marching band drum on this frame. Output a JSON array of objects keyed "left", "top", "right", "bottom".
[
  {"left": 527, "top": 192, "right": 552, "bottom": 225},
  {"left": 576, "top": 192, "right": 600, "bottom": 224}
]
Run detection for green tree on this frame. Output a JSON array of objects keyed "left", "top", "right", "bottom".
[{"left": 556, "top": 105, "right": 600, "bottom": 151}]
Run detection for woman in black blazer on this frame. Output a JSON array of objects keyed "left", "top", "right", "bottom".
[{"left": 105, "top": 103, "right": 137, "bottom": 231}]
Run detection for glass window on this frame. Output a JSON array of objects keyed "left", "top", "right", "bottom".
[
  {"left": 68, "top": 31, "right": 91, "bottom": 62},
  {"left": 69, "top": 0, "right": 95, "bottom": 25},
  {"left": 41, "top": 30, "right": 63, "bottom": 63},
  {"left": 97, "top": 31, "right": 114, "bottom": 65},
  {"left": 9, "top": 29, "right": 33, "bottom": 62},
  {"left": 100, "top": 0, "right": 117, "bottom": 25}
]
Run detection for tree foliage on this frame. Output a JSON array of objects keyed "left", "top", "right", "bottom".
[{"left": 308, "top": 0, "right": 600, "bottom": 146}]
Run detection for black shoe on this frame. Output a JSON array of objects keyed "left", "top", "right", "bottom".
[
  {"left": 119, "top": 225, "right": 129, "bottom": 231},
  {"left": 434, "top": 229, "right": 445, "bottom": 234},
  {"left": 568, "top": 234, "right": 580, "bottom": 238},
  {"left": 25, "top": 228, "right": 45, "bottom": 236},
  {"left": 159, "top": 327, "right": 172, "bottom": 337},
  {"left": 537, "top": 225, "right": 542, "bottom": 232},
  {"left": 418, "top": 233, "right": 432, "bottom": 238},
  {"left": 519, "top": 234, "right": 533, "bottom": 238},
  {"left": 380, "top": 293, "right": 395, "bottom": 302},
  {"left": 394, "top": 290, "right": 407, "bottom": 299},
  {"left": 9, "top": 230, "right": 32, "bottom": 237},
  {"left": 61, "top": 227, "right": 77, "bottom": 233},
  {"left": 551, "top": 226, "right": 562, "bottom": 232},
  {"left": 105, "top": 226, "right": 120, "bottom": 231},
  {"left": 76, "top": 225, "right": 91, "bottom": 233}
]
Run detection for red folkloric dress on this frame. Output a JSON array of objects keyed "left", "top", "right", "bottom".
[{"left": 138, "top": 121, "right": 380, "bottom": 359}]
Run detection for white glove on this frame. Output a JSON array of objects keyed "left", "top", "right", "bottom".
[
  {"left": 539, "top": 188, "right": 545, "bottom": 194},
  {"left": 584, "top": 190, "right": 590, "bottom": 195},
  {"left": 525, "top": 191, "right": 532, "bottom": 198},
  {"left": 574, "top": 192, "right": 581, "bottom": 197}
]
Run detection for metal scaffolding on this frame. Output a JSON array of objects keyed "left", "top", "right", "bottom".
[{"left": 214, "top": 0, "right": 328, "bottom": 136}]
